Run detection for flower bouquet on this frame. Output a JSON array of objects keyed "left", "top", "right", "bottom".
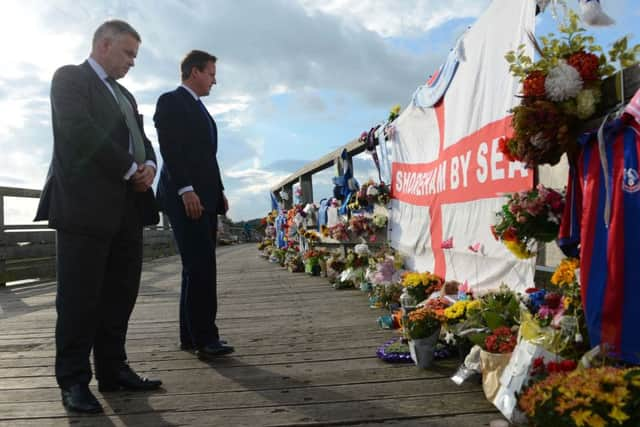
[
  {"left": 348, "top": 180, "right": 391, "bottom": 211},
  {"left": 348, "top": 214, "right": 377, "bottom": 241},
  {"left": 536, "top": 257, "right": 588, "bottom": 358},
  {"left": 286, "top": 252, "right": 304, "bottom": 273},
  {"left": 323, "top": 222, "right": 350, "bottom": 242},
  {"left": 303, "top": 249, "right": 322, "bottom": 275},
  {"left": 503, "top": 10, "right": 639, "bottom": 167},
  {"left": 518, "top": 366, "right": 640, "bottom": 427},
  {"left": 491, "top": 184, "right": 565, "bottom": 259},
  {"left": 401, "top": 271, "right": 444, "bottom": 303},
  {"left": 371, "top": 282, "right": 403, "bottom": 309},
  {"left": 406, "top": 306, "right": 442, "bottom": 369}
]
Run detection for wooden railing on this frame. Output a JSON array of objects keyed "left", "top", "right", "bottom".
[
  {"left": 268, "top": 66, "right": 640, "bottom": 273},
  {"left": 0, "top": 186, "right": 177, "bottom": 287}
]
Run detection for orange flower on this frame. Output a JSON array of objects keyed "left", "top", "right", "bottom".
[{"left": 523, "top": 70, "right": 546, "bottom": 97}]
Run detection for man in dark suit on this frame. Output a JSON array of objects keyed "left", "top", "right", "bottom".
[
  {"left": 35, "top": 20, "right": 162, "bottom": 414},
  {"left": 154, "top": 50, "right": 234, "bottom": 360}
]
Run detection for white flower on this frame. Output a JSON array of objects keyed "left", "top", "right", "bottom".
[
  {"left": 544, "top": 60, "right": 583, "bottom": 102},
  {"left": 575, "top": 88, "right": 598, "bottom": 119},
  {"left": 444, "top": 330, "right": 457, "bottom": 345},
  {"left": 530, "top": 132, "right": 549, "bottom": 148},
  {"left": 354, "top": 243, "right": 369, "bottom": 255},
  {"left": 366, "top": 186, "right": 379, "bottom": 196}
]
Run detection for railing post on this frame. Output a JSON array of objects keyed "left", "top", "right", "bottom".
[
  {"left": 0, "top": 192, "right": 5, "bottom": 287},
  {"left": 299, "top": 174, "right": 313, "bottom": 205},
  {"left": 282, "top": 183, "right": 293, "bottom": 210}
]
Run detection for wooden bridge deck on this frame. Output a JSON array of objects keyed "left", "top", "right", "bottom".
[{"left": 0, "top": 244, "right": 502, "bottom": 426}]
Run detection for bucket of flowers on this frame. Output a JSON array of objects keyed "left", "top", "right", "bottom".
[
  {"left": 406, "top": 305, "right": 442, "bottom": 369},
  {"left": 455, "top": 285, "right": 520, "bottom": 401},
  {"left": 491, "top": 184, "right": 565, "bottom": 259},
  {"left": 303, "top": 249, "right": 322, "bottom": 276}
]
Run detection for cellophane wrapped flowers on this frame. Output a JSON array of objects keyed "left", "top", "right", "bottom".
[{"left": 491, "top": 184, "right": 565, "bottom": 259}]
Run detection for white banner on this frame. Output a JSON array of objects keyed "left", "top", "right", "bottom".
[{"left": 390, "top": 0, "right": 537, "bottom": 292}]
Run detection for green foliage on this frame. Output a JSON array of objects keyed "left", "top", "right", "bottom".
[{"left": 505, "top": 10, "right": 639, "bottom": 81}]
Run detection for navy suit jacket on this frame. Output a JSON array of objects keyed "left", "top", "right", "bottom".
[
  {"left": 35, "top": 61, "right": 158, "bottom": 235},
  {"left": 154, "top": 87, "right": 225, "bottom": 213}
]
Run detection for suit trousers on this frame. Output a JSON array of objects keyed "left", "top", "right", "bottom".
[
  {"left": 162, "top": 192, "right": 219, "bottom": 347},
  {"left": 54, "top": 189, "right": 142, "bottom": 389}
]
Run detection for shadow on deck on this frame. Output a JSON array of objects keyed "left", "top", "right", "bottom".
[{"left": 0, "top": 244, "right": 502, "bottom": 426}]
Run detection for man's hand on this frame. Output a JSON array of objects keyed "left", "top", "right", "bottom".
[
  {"left": 182, "top": 191, "right": 204, "bottom": 220},
  {"left": 131, "top": 164, "right": 155, "bottom": 192},
  {"left": 222, "top": 192, "right": 229, "bottom": 214}
]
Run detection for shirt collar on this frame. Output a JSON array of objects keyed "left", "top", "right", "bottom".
[
  {"left": 87, "top": 57, "right": 110, "bottom": 82},
  {"left": 180, "top": 84, "right": 199, "bottom": 100}
]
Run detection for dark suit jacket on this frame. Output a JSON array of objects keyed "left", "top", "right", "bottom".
[
  {"left": 154, "top": 87, "right": 225, "bottom": 213},
  {"left": 35, "top": 61, "right": 158, "bottom": 235}
]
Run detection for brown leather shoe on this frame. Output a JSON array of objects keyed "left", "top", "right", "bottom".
[{"left": 61, "top": 384, "right": 103, "bottom": 413}]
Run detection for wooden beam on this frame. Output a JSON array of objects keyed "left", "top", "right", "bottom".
[
  {"left": 299, "top": 174, "right": 313, "bottom": 205},
  {"left": 0, "top": 186, "right": 41, "bottom": 199},
  {"left": 0, "top": 193, "right": 4, "bottom": 287}
]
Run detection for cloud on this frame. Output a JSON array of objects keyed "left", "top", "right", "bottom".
[{"left": 299, "top": 0, "right": 490, "bottom": 38}]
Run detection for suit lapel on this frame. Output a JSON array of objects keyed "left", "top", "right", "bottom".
[
  {"left": 80, "top": 61, "right": 122, "bottom": 116},
  {"left": 176, "top": 87, "right": 216, "bottom": 147}
]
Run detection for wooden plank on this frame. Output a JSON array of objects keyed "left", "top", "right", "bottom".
[
  {"left": 0, "top": 244, "right": 502, "bottom": 425},
  {"left": 3, "top": 231, "right": 55, "bottom": 245},
  {"left": 0, "top": 187, "right": 41, "bottom": 199}
]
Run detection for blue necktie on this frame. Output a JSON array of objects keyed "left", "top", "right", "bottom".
[{"left": 197, "top": 99, "right": 215, "bottom": 144}]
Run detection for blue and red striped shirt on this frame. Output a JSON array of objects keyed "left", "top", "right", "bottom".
[{"left": 559, "top": 116, "right": 640, "bottom": 363}]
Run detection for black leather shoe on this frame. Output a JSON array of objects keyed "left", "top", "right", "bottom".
[
  {"left": 61, "top": 384, "right": 103, "bottom": 413},
  {"left": 196, "top": 342, "right": 235, "bottom": 359},
  {"left": 181, "top": 339, "right": 227, "bottom": 352},
  {"left": 98, "top": 365, "right": 162, "bottom": 392}
]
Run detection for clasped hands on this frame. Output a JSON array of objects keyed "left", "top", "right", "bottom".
[{"left": 131, "top": 164, "right": 155, "bottom": 192}]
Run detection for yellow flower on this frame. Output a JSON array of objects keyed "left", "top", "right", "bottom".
[
  {"left": 551, "top": 257, "right": 579, "bottom": 286},
  {"left": 391, "top": 104, "right": 401, "bottom": 115},
  {"left": 504, "top": 239, "right": 534, "bottom": 259},
  {"left": 571, "top": 409, "right": 592, "bottom": 426},
  {"left": 466, "top": 300, "right": 481, "bottom": 312},
  {"left": 609, "top": 406, "right": 629, "bottom": 424},
  {"left": 444, "top": 301, "right": 468, "bottom": 320},
  {"left": 585, "top": 413, "right": 607, "bottom": 427}
]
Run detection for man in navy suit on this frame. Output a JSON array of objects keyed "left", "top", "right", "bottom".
[
  {"left": 154, "top": 50, "right": 234, "bottom": 359},
  {"left": 35, "top": 20, "right": 162, "bottom": 414}
]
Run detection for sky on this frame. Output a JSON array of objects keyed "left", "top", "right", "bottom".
[{"left": 1, "top": 0, "right": 638, "bottom": 223}]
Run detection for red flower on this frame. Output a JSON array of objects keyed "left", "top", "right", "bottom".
[
  {"left": 490, "top": 225, "right": 499, "bottom": 241},
  {"left": 567, "top": 51, "right": 600, "bottom": 82},
  {"left": 502, "top": 227, "right": 518, "bottom": 242},
  {"left": 522, "top": 70, "right": 546, "bottom": 97},
  {"left": 560, "top": 359, "right": 577, "bottom": 372},
  {"left": 485, "top": 326, "right": 517, "bottom": 353},
  {"left": 544, "top": 292, "right": 562, "bottom": 309}
]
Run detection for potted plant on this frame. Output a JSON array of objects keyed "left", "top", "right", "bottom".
[
  {"left": 406, "top": 306, "right": 441, "bottom": 369},
  {"left": 400, "top": 271, "right": 444, "bottom": 303}
]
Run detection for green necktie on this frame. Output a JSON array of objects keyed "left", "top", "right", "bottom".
[{"left": 106, "top": 77, "right": 146, "bottom": 164}]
